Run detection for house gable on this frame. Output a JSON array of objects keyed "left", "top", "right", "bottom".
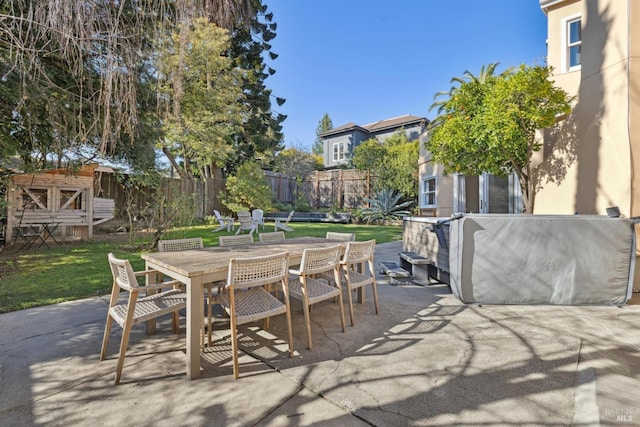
[{"left": 319, "top": 114, "right": 428, "bottom": 168}]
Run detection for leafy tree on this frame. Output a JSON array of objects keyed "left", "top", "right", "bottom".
[
  {"left": 220, "top": 161, "right": 273, "bottom": 213},
  {"left": 227, "top": 3, "right": 286, "bottom": 171},
  {"left": 313, "top": 113, "right": 333, "bottom": 155},
  {"left": 0, "top": 0, "right": 261, "bottom": 167},
  {"left": 427, "top": 64, "right": 572, "bottom": 213},
  {"left": 273, "top": 147, "right": 322, "bottom": 179},
  {"left": 158, "top": 18, "right": 245, "bottom": 180},
  {"left": 352, "top": 132, "right": 419, "bottom": 202}
]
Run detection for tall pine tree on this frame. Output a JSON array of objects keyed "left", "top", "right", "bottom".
[{"left": 227, "top": 2, "right": 286, "bottom": 172}]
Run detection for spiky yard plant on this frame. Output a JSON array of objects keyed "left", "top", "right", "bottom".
[{"left": 360, "top": 189, "right": 413, "bottom": 224}]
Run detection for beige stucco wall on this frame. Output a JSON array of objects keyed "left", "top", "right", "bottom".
[
  {"left": 418, "top": 139, "right": 454, "bottom": 217},
  {"left": 537, "top": 0, "right": 634, "bottom": 217}
]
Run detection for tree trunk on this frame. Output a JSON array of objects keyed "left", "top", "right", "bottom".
[{"left": 162, "top": 146, "right": 189, "bottom": 179}]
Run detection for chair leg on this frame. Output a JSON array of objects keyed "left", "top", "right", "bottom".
[
  {"left": 114, "top": 292, "right": 138, "bottom": 385},
  {"left": 207, "top": 285, "right": 213, "bottom": 347},
  {"left": 172, "top": 311, "right": 180, "bottom": 333},
  {"left": 301, "top": 292, "right": 313, "bottom": 349},
  {"left": 371, "top": 283, "right": 380, "bottom": 315},
  {"left": 337, "top": 289, "right": 346, "bottom": 333},
  {"left": 100, "top": 315, "right": 114, "bottom": 361},
  {"left": 346, "top": 278, "right": 355, "bottom": 327},
  {"left": 230, "top": 321, "right": 240, "bottom": 379},
  {"left": 282, "top": 281, "right": 294, "bottom": 357},
  {"left": 114, "top": 320, "right": 134, "bottom": 385}
]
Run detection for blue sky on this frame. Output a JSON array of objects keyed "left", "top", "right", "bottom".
[{"left": 265, "top": 0, "right": 549, "bottom": 150}]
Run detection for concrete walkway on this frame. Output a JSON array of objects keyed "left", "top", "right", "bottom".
[{"left": 1, "top": 241, "right": 639, "bottom": 426}]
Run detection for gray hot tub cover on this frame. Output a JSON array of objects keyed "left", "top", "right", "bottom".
[{"left": 448, "top": 214, "right": 636, "bottom": 305}]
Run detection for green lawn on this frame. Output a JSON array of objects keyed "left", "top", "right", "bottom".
[{"left": 0, "top": 222, "right": 402, "bottom": 314}]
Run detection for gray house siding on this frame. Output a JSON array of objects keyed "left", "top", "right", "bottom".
[
  {"left": 319, "top": 115, "right": 428, "bottom": 168},
  {"left": 373, "top": 124, "right": 423, "bottom": 142},
  {"left": 323, "top": 129, "right": 369, "bottom": 168}
]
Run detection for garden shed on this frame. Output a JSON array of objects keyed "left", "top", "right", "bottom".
[{"left": 5, "top": 164, "right": 114, "bottom": 245}]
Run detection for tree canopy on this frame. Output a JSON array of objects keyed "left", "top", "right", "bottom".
[
  {"left": 0, "top": 0, "right": 284, "bottom": 175},
  {"left": 426, "top": 64, "right": 572, "bottom": 213},
  {"left": 352, "top": 131, "right": 420, "bottom": 203},
  {"left": 313, "top": 113, "right": 333, "bottom": 156}
]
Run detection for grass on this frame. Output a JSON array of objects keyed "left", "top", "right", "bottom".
[{"left": 0, "top": 222, "right": 402, "bottom": 314}]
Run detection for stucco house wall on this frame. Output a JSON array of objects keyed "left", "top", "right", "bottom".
[{"left": 537, "top": 0, "right": 637, "bottom": 218}]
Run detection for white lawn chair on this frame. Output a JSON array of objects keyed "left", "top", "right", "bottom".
[
  {"left": 235, "top": 211, "right": 258, "bottom": 235},
  {"left": 213, "top": 210, "right": 235, "bottom": 232},
  {"left": 252, "top": 209, "right": 265, "bottom": 230},
  {"left": 274, "top": 210, "right": 295, "bottom": 232}
]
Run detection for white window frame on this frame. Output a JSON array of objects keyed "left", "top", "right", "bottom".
[
  {"left": 422, "top": 176, "right": 437, "bottom": 208},
  {"left": 332, "top": 142, "right": 344, "bottom": 162},
  {"left": 561, "top": 14, "right": 581, "bottom": 72}
]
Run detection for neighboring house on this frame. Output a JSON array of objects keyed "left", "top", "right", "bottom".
[
  {"left": 319, "top": 114, "right": 428, "bottom": 168},
  {"left": 418, "top": 0, "right": 640, "bottom": 218}
]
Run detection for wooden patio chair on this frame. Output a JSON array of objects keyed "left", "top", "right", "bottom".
[
  {"left": 157, "top": 237, "right": 215, "bottom": 349},
  {"left": 258, "top": 231, "right": 286, "bottom": 242},
  {"left": 213, "top": 210, "right": 235, "bottom": 232},
  {"left": 274, "top": 210, "right": 295, "bottom": 232},
  {"left": 216, "top": 252, "right": 293, "bottom": 378},
  {"left": 219, "top": 234, "right": 254, "bottom": 246},
  {"left": 288, "top": 245, "right": 345, "bottom": 349},
  {"left": 325, "top": 231, "right": 356, "bottom": 242},
  {"left": 340, "top": 240, "right": 379, "bottom": 326},
  {"left": 100, "top": 253, "right": 186, "bottom": 385},
  {"left": 158, "top": 237, "right": 204, "bottom": 253}
]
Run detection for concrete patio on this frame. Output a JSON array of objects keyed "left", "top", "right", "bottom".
[{"left": 1, "top": 241, "right": 639, "bottom": 426}]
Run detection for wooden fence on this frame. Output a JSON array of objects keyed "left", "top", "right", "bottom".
[
  {"left": 94, "top": 168, "right": 373, "bottom": 222},
  {"left": 303, "top": 169, "right": 372, "bottom": 209},
  {"left": 95, "top": 173, "right": 226, "bottom": 219}
]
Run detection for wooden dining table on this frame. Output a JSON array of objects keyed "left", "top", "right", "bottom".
[{"left": 141, "top": 237, "right": 346, "bottom": 380}]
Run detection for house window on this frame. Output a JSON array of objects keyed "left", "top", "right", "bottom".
[
  {"left": 422, "top": 176, "right": 436, "bottom": 208},
  {"left": 333, "top": 142, "right": 344, "bottom": 161},
  {"left": 566, "top": 17, "right": 581, "bottom": 71}
]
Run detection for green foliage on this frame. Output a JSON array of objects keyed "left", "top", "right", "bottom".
[
  {"left": 352, "top": 132, "right": 419, "bottom": 202},
  {"left": 273, "top": 146, "right": 321, "bottom": 178},
  {"left": 313, "top": 113, "right": 333, "bottom": 155},
  {"left": 360, "top": 189, "right": 413, "bottom": 224},
  {"left": 221, "top": 161, "right": 273, "bottom": 213},
  {"left": 427, "top": 64, "right": 572, "bottom": 213},
  {"left": 159, "top": 19, "right": 245, "bottom": 179},
  {"left": 227, "top": 3, "right": 286, "bottom": 167},
  {"left": 293, "top": 194, "right": 312, "bottom": 212}
]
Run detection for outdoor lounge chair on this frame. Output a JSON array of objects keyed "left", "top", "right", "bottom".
[
  {"left": 288, "top": 245, "right": 345, "bottom": 349},
  {"left": 100, "top": 253, "right": 186, "bottom": 385},
  {"left": 252, "top": 209, "right": 265, "bottom": 230},
  {"left": 235, "top": 210, "right": 258, "bottom": 235},
  {"left": 274, "top": 210, "right": 295, "bottom": 232},
  {"left": 213, "top": 210, "right": 235, "bottom": 232},
  {"left": 340, "top": 240, "right": 379, "bottom": 326},
  {"left": 216, "top": 252, "right": 293, "bottom": 378}
]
